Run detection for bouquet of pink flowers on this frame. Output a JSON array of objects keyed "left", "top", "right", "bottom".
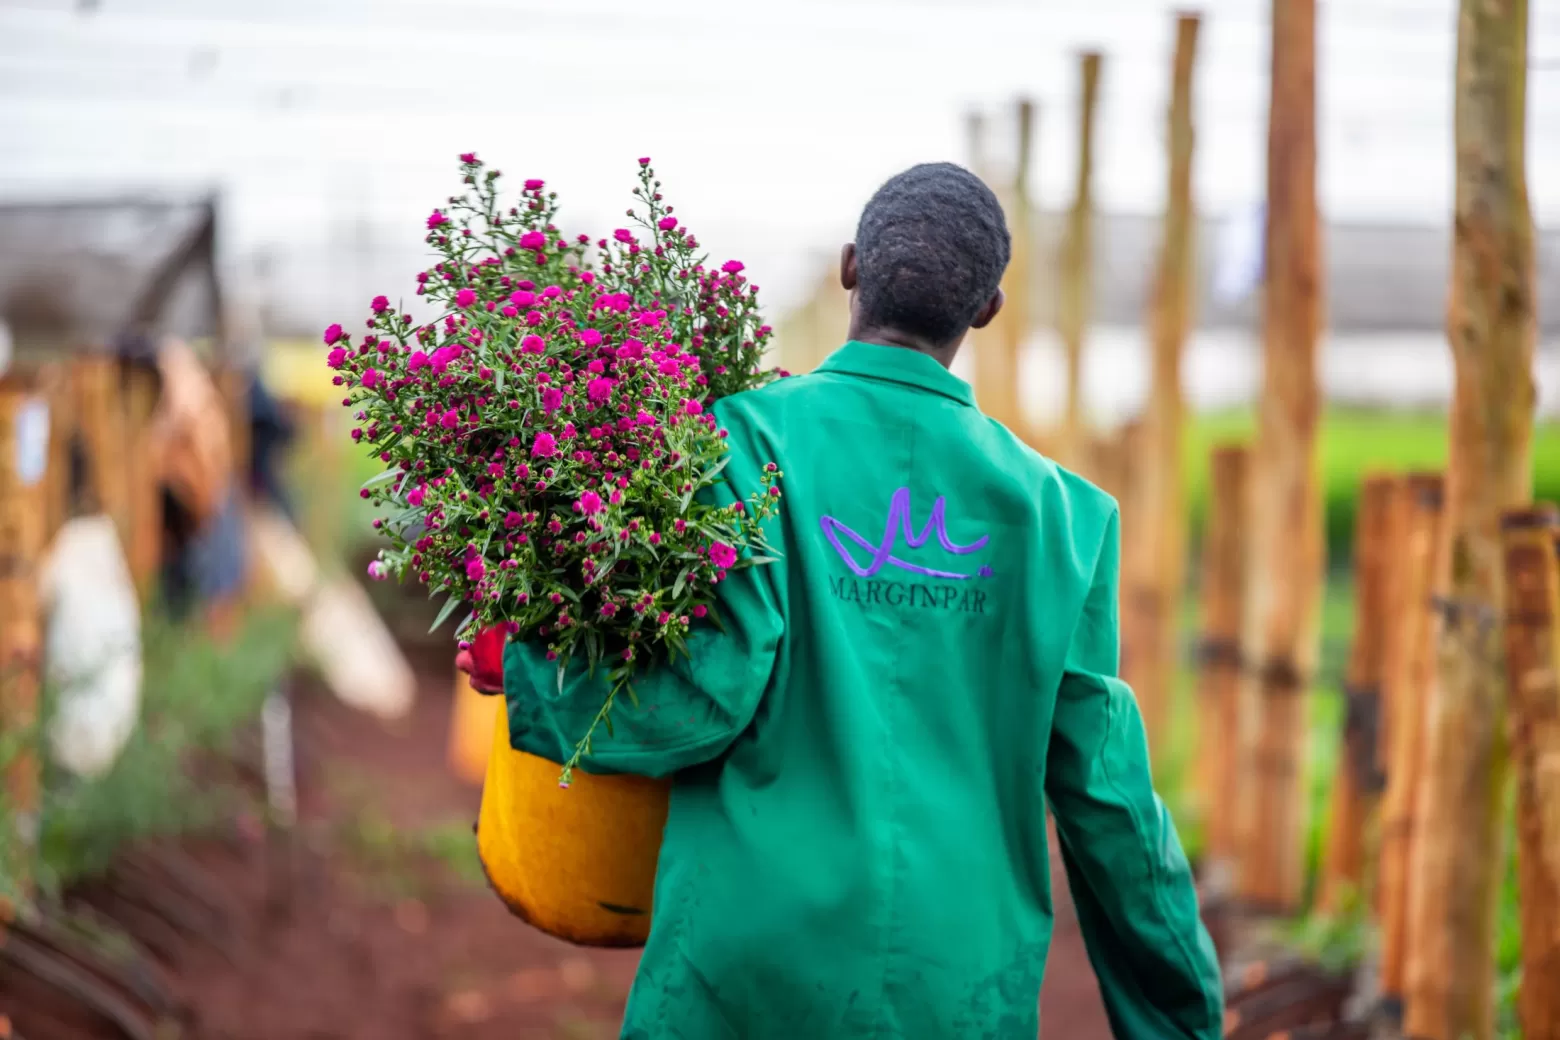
[{"left": 327, "top": 155, "right": 784, "bottom": 781}]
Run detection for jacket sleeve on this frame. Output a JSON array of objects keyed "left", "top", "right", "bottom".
[
  {"left": 1044, "top": 508, "right": 1224, "bottom": 1040},
  {"left": 502, "top": 416, "right": 784, "bottom": 778}
]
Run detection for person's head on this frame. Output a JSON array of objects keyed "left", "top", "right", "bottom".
[{"left": 842, "top": 162, "right": 1010, "bottom": 364}]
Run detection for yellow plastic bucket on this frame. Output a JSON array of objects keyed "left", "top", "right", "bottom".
[{"left": 477, "top": 704, "right": 672, "bottom": 947}]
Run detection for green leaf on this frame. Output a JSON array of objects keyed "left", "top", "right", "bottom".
[
  {"left": 429, "top": 595, "right": 463, "bottom": 634},
  {"left": 495, "top": 367, "right": 506, "bottom": 393},
  {"left": 361, "top": 468, "right": 402, "bottom": 490}
]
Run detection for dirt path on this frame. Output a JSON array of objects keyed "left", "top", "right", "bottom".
[{"left": 4, "top": 665, "right": 1113, "bottom": 1039}]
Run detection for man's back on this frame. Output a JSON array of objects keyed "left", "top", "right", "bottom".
[
  {"left": 507, "top": 341, "right": 1221, "bottom": 1038},
  {"left": 631, "top": 339, "right": 1115, "bottom": 1038}
]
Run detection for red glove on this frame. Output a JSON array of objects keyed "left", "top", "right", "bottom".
[{"left": 455, "top": 624, "right": 508, "bottom": 695}]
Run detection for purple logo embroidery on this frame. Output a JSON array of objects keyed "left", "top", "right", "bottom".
[{"left": 820, "top": 487, "right": 993, "bottom": 580}]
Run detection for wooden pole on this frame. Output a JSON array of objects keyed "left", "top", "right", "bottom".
[
  {"left": 0, "top": 378, "right": 49, "bottom": 908},
  {"left": 1497, "top": 508, "right": 1560, "bottom": 1040},
  {"left": 1377, "top": 472, "right": 1447, "bottom": 1017},
  {"left": 1195, "top": 443, "right": 1249, "bottom": 881},
  {"left": 1403, "top": 1, "right": 1534, "bottom": 1034},
  {"left": 36, "top": 362, "right": 73, "bottom": 545},
  {"left": 123, "top": 360, "right": 163, "bottom": 600},
  {"left": 1236, "top": 0, "right": 1325, "bottom": 913},
  {"left": 975, "top": 99, "right": 1036, "bottom": 435},
  {"left": 1057, "top": 52, "right": 1101, "bottom": 470},
  {"left": 1125, "top": 13, "right": 1200, "bottom": 754},
  {"left": 965, "top": 109, "right": 988, "bottom": 183},
  {"left": 1318, "top": 474, "right": 1395, "bottom": 913},
  {"left": 70, "top": 355, "right": 131, "bottom": 545}
]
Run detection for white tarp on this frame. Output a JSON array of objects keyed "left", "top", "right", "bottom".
[{"left": 40, "top": 515, "right": 143, "bottom": 778}]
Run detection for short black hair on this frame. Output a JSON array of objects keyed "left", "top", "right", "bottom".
[{"left": 854, "top": 163, "right": 1011, "bottom": 345}]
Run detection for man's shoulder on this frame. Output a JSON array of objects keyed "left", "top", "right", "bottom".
[{"left": 976, "top": 419, "right": 1119, "bottom": 521}]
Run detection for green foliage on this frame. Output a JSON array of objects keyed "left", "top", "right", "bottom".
[
  {"left": 334, "top": 801, "right": 485, "bottom": 901},
  {"left": 33, "top": 605, "right": 298, "bottom": 892},
  {"left": 1278, "top": 883, "right": 1372, "bottom": 976}
]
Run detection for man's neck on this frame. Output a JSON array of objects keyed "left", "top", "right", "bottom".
[{"left": 846, "top": 325, "right": 962, "bottom": 370}]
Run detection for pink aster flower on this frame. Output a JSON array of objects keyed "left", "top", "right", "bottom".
[
  {"left": 524, "top": 178, "right": 544, "bottom": 191},
  {"left": 518, "top": 231, "right": 546, "bottom": 250},
  {"left": 466, "top": 558, "right": 486, "bottom": 582},
  {"left": 578, "top": 490, "right": 604, "bottom": 515},
  {"left": 361, "top": 368, "right": 381, "bottom": 388},
  {"left": 407, "top": 485, "right": 426, "bottom": 507},
  {"left": 722, "top": 260, "right": 745, "bottom": 275},
  {"left": 587, "top": 377, "right": 614, "bottom": 404},
  {"left": 440, "top": 409, "right": 459, "bottom": 429},
  {"left": 657, "top": 216, "right": 678, "bottom": 231},
  {"left": 326, "top": 346, "right": 347, "bottom": 369},
  {"left": 692, "top": 604, "right": 708, "bottom": 618},
  {"left": 541, "top": 387, "right": 564, "bottom": 413},
  {"left": 613, "top": 228, "right": 634, "bottom": 244},
  {"left": 460, "top": 152, "right": 477, "bottom": 163},
  {"left": 709, "top": 543, "right": 738, "bottom": 569},
  {"left": 371, "top": 295, "right": 390, "bottom": 314},
  {"left": 510, "top": 290, "right": 536, "bottom": 308},
  {"left": 580, "top": 328, "right": 602, "bottom": 347},
  {"left": 505, "top": 511, "right": 523, "bottom": 529},
  {"left": 531, "top": 432, "right": 557, "bottom": 458},
  {"left": 455, "top": 288, "right": 477, "bottom": 308},
  {"left": 521, "top": 334, "right": 545, "bottom": 355},
  {"left": 683, "top": 398, "right": 703, "bottom": 416},
  {"left": 324, "top": 323, "right": 344, "bottom": 345},
  {"left": 427, "top": 210, "right": 449, "bottom": 229}
]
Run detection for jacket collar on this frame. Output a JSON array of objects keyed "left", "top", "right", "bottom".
[{"left": 813, "top": 340, "right": 977, "bottom": 408}]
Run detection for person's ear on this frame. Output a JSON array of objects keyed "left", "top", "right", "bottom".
[
  {"left": 969, "top": 288, "right": 1005, "bottom": 330},
  {"left": 839, "top": 243, "right": 858, "bottom": 292}
]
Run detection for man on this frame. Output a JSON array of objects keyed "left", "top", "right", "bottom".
[{"left": 496, "top": 163, "right": 1223, "bottom": 1038}]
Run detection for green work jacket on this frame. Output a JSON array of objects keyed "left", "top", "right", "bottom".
[{"left": 504, "top": 340, "right": 1223, "bottom": 1039}]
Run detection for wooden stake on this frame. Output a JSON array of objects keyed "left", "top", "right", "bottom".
[
  {"left": 70, "top": 355, "right": 131, "bottom": 545},
  {"left": 1056, "top": 52, "right": 1101, "bottom": 470},
  {"left": 1377, "top": 472, "right": 1447, "bottom": 1015},
  {"left": 123, "top": 361, "right": 163, "bottom": 600},
  {"left": 1125, "top": 13, "right": 1201, "bottom": 754},
  {"left": 1496, "top": 508, "right": 1560, "bottom": 1040},
  {"left": 1195, "top": 443, "right": 1249, "bottom": 876},
  {"left": 1403, "top": 1, "right": 1534, "bottom": 1034},
  {"left": 975, "top": 99, "right": 1036, "bottom": 435},
  {"left": 35, "top": 363, "right": 73, "bottom": 545},
  {"left": 0, "top": 378, "right": 49, "bottom": 906},
  {"left": 1318, "top": 474, "right": 1395, "bottom": 913},
  {"left": 1236, "top": 0, "right": 1325, "bottom": 913},
  {"left": 965, "top": 109, "right": 988, "bottom": 183},
  {"left": 1088, "top": 424, "right": 1134, "bottom": 505}
]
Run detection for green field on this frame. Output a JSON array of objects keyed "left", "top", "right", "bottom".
[{"left": 1185, "top": 407, "right": 1560, "bottom": 563}]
